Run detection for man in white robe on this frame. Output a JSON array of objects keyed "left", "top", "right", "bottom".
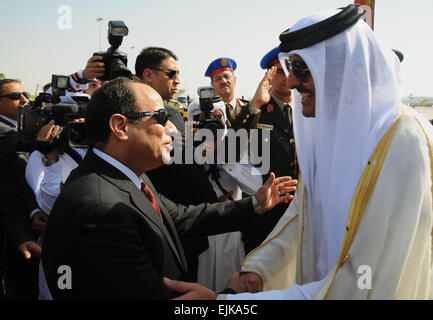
[{"left": 163, "top": 4, "right": 433, "bottom": 299}]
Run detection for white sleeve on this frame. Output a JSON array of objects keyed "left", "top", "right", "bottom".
[
  {"left": 224, "top": 280, "right": 322, "bottom": 300},
  {"left": 39, "top": 160, "right": 63, "bottom": 215},
  {"left": 25, "top": 151, "right": 44, "bottom": 216}
]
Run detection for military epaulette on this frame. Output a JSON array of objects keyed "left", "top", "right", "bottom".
[{"left": 237, "top": 98, "right": 250, "bottom": 107}]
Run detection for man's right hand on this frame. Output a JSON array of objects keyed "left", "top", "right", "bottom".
[
  {"left": 36, "top": 120, "right": 59, "bottom": 160},
  {"left": 83, "top": 55, "right": 105, "bottom": 80},
  {"left": 227, "top": 272, "right": 262, "bottom": 293},
  {"left": 250, "top": 66, "right": 277, "bottom": 108}
]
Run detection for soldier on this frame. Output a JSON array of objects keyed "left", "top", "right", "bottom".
[
  {"left": 205, "top": 58, "right": 260, "bottom": 131},
  {"left": 241, "top": 47, "right": 299, "bottom": 253},
  {"left": 255, "top": 46, "right": 298, "bottom": 181}
]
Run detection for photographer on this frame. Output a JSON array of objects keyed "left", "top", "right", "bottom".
[
  {"left": 22, "top": 77, "right": 89, "bottom": 299},
  {"left": 25, "top": 118, "right": 86, "bottom": 300}
]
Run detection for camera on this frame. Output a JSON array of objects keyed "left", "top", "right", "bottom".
[
  {"left": 194, "top": 86, "right": 225, "bottom": 137},
  {"left": 93, "top": 20, "right": 132, "bottom": 81},
  {"left": 17, "top": 74, "right": 89, "bottom": 152}
]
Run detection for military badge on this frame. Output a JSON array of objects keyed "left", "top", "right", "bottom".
[
  {"left": 220, "top": 58, "right": 228, "bottom": 66},
  {"left": 267, "top": 104, "right": 275, "bottom": 113}
]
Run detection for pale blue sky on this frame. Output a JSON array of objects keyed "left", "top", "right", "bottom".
[{"left": 1, "top": 0, "right": 432, "bottom": 98}]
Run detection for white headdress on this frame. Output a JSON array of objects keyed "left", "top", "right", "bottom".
[{"left": 278, "top": 8, "right": 404, "bottom": 277}]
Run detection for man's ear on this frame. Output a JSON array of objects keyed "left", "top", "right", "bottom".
[
  {"left": 109, "top": 113, "right": 129, "bottom": 142},
  {"left": 141, "top": 69, "right": 153, "bottom": 85}
]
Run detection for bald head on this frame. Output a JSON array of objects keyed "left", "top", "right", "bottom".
[
  {"left": 85, "top": 77, "right": 163, "bottom": 148},
  {"left": 129, "top": 82, "right": 164, "bottom": 113}
]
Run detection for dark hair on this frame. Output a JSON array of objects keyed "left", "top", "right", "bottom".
[
  {"left": 135, "top": 47, "right": 178, "bottom": 78},
  {"left": 85, "top": 77, "right": 142, "bottom": 148},
  {"left": 0, "top": 79, "right": 20, "bottom": 95},
  {"left": 43, "top": 83, "right": 51, "bottom": 93}
]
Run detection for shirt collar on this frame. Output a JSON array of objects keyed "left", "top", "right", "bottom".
[
  {"left": 272, "top": 95, "right": 291, "bottom": 113},
  {"left": 227, "top": 97, "right": 237, "bottom": 108},
  {"left": 92, "top": 148, "right": 142, "bottom": 190},
  {"left": 0, "top": 115, "right": 17, "bottom": 127}
]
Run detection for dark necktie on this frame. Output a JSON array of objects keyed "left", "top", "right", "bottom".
[
  {"left": 141, "top": 183, "right": 161, "bottom": 218},
  {"left": 283, "top": 104, "right": 293, "bottom": 127}
]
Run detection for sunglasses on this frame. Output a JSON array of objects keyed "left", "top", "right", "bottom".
[
  {"left": 0, "top": 91, "right": 30, "bottom": 100},
  {"left": 150, "top": 68, "right": 180, "bottom": 79},
  {"left": 124, "top": 108, "right": 168, "bottom": 125},
  {"left": 280, "top": 57, "right": 311, "bottom": 83}
]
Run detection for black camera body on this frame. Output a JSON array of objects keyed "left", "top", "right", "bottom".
[
  {"left": 17, "top": 75, "right": 88, "bottom": 152},
  {"left": 93, "top": 21, "right": 132, "bottom": 81},
  {"left": 194, "top": 86, "right": 225, "bottom": 138}
]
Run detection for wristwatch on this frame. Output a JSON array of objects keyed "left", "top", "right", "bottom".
[
  {"left": 42, "top": 155, "right": 59, "bottom": 166},
  {"left": 251, "top": 195, "right": 264, "bottom": 215}
]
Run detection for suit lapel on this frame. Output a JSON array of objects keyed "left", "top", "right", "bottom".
[
  {"left": 128, "top": 184, "right": 186, "bottom": 270},
  {"left": 85, "top": 151, "right": 186, "bottom": 271},
  {"left": 141, "top": 174, "right": 188, "bottom": 269}
]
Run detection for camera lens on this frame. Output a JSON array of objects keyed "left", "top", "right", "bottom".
[
  {"left": 68, "top": 123, "right": 87, "bottom": 146},
  {"left": 109, "top": 58, "right": 132, "bottom": 80}
]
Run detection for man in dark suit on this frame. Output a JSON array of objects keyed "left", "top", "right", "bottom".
[
  {"left": 243, "top": 47, "right": 299, "bottom": 254},
  {"left": 135, "top": 47, "right": 219, "bottom": 281},
  {"left": 42, "top": 77, "right": 297, "bottom": 299},
  {"left": 0, "top": 79, "right": 41, "bottom": 299}
]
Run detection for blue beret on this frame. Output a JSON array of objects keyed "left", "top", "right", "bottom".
[
  {"left": 205, "top": 57, "right": 237, "bottom": 78},
  {"left": 260, "top": 46, "right": 281, "bottom": 70}
]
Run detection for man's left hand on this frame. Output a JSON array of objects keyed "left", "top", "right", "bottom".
[
  {"left": 163, "top": 277, "right": 217, "bottom": 300},
  {"left": 256, "top": 172, "right": 297, "bottom": 212}
]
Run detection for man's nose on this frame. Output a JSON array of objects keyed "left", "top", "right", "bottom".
[
  {"left": 165, "top": 120, "right": 178, "bottom": 136},
  {"left": 173, "top": 73, "right": 180, "bottom": 84},
  {"left": 287, "top": 72, "right": 301, "bottom": 89},
  {"left": 19, "top": 93, "right": 29, "bottom": 106}
]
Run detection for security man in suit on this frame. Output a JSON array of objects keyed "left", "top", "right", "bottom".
[
  {"left": 243, "top": 47, "right": 299, "bottom": 253},
  {"left": 0, "top": 79, "right": 42, "bottom": 299},
  {"left": 42, "top": 77, "right": 297, "bottom": 299},
  {"left": 205, "top": 58, "right": 261, "bottom": 131}
]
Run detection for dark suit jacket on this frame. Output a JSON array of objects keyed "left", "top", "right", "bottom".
[
  {"left": 0, "top": 117, "right": 37, "bottom": 247},
  {"left": 146, "top": 104, "right": 218, "bottom": 279},
  {"left": 0, "top": 117, "right": 39, "bottom": 299},
  {"left": 42, "top": 150, "right": 255, "bottom": 299}
]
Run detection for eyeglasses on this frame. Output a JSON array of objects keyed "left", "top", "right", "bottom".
[
  {"left": 0, "top": 91, "right": 30, "bottom": 100},
  {"left": 285, "top": 60, "right": 310, "bottom": 82},
  {"left": 124, "top": 108, "right": 168, "bottom": 125},
  {"left": 280, "top": 56, "right": 311, "bottom": 83},
  {"left": 150, "top": 68, "right": 180, "bottom": 79}
]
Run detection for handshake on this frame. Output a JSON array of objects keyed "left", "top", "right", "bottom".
[{"left": 163, "top": 271, "right": 262, "bottom": 300}]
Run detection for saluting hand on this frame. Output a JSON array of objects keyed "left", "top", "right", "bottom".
[{"left": 250, "top": 66, "right": 277, "bottom": 108}]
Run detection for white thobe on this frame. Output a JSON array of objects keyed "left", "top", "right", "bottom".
[{"left": 222, "top": 111, "right": 433, "bottom": 299}]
